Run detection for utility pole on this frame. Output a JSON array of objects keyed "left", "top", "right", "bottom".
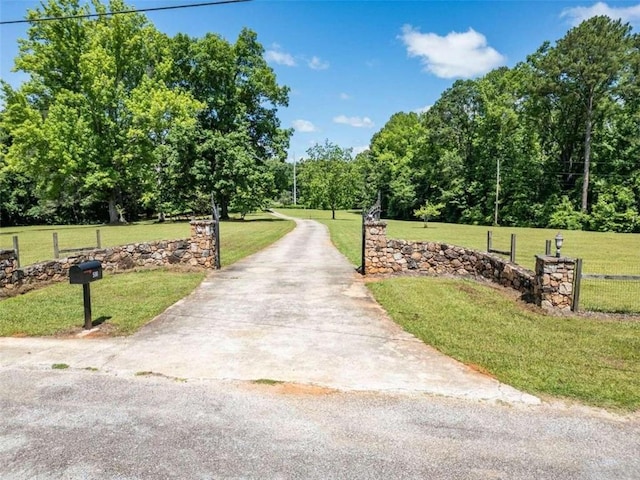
[
  {"left": 494, "top": 157, "right": 500, "bottom": 226},
  {"left": 293, "top": 154, "right": 297, "bottom": 206}
]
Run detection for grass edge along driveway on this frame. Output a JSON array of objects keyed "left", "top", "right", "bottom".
[{"left": 0, "top": 215, "right": 294, "bottom": 337}]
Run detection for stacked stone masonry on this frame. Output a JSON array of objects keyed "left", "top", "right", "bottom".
[
  {"left": 364, "top": 221, "right": 576, "bottom": 312},
  {"left": 1, "top": 220, "right": 217, "bottom": 293},
  {"left": 534, "top": 255, "right": 575, "bottom": 312}
]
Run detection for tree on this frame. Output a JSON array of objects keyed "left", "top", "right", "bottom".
[
  {"left": 413, "top": 201, "right": 444, "bottom": 228},
  {"left": 170, "top": 30, "right": 291, "bottom": 219},
  {"left": 2, "top": 0, "right": 201, "bottom": 224},
  {"left": 298, "top": 141, "right": 356, "bottom": 219},
  {"left": 367, "top": 112, "right": 427, "bottom": 219},
  {"left": 529, "top": 16, "right": 636, "bottom": 212}
]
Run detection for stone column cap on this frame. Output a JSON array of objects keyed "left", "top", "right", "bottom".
[{"left": 535, "top": 254, "right": 575, "bottom": 263}]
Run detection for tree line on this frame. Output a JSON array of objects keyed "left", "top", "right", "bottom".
[
  {"left": 296, "top": 16, "right": 640, "bottom": 233},
  {"left": 0, "top": 0, "right": 291, "bottom": 225}
]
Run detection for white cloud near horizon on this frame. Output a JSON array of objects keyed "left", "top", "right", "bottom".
[
  {"left": 292, "top": 119, "right": 317, "bottom": 132},
  {"left": 265, "top": 46, "right": 296, "bottom": 66},
  {"left": 399, "top": 25, "right": 506, "bottom": 79},
  {"left": 414, "top": 105, "right": 432, "bottom": 114},
  {"left": 308, "top": 56, "right": 330, "bottom": 70},
  {"left": 561, "top": 2, "right": 640, "bottom": 25},
  {"left": 333, "top": 115, "right": 375, "bottom": 128},
  {"left": 352, "top": 145, "right": 370, "bottom": 155}
]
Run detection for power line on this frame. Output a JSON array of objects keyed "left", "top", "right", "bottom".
[{"left": 0, "top": 0, "right": 252, "bottom": 25}]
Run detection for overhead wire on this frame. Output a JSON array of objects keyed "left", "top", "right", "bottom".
[{"left": 0, "top": 0, "right": 252, "bottom": 25}]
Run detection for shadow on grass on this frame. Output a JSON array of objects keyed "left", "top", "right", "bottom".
[{"left": 92, "top": 316, "right": 112, "bottom": 327}]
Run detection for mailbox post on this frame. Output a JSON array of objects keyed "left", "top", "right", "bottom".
[{"left": 69, "top": 261, "right": 103, "bottom": 329}]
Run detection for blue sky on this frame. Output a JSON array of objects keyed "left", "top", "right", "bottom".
[{"left": 2, "top": 0, "right": 640, "bottom": 161}]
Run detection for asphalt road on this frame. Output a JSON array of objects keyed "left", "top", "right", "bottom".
[{"left": 1, "top": 369, "right": 639, "bottom": 480}]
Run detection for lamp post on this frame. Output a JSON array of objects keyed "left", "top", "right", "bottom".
[{"left": 555, "top": 233, "right": 564, "bottom": 258}]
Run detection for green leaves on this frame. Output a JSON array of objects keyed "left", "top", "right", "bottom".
[
  {"left": 3, "top": 0, "right": 280, "bottom": 224},
  {"left": 298, "top": 141, "right": 356, "bottom": 219}
]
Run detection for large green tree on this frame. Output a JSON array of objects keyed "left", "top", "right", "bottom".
[
  {"left": 170, "top": 30, "right": 291, "bottom": 219},
  {"left": 528, "top": 16, "right": 637, "bottom": 212},
  {"left": 2, "top": 0, "right": 201, "bottom": 224}
]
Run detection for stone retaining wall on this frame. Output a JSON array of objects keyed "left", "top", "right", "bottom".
[
  {"left": 1, "top": 220, "right": 217, "bottom": 294},
  {"left": 364, "top": 221, "right": 575, "bottom": 312}
]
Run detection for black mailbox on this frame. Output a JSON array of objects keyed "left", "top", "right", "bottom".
[{"left": 69, "top": 260, "right": 103, "bottom": 285}]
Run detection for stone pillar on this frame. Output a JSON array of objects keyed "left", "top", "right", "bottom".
[
  {"left": 0, "top": 249, "right": 18, "bottom": 290},
  {"left": 189, "top": 220, "right": 217, "bottom": 268},
  {"left": 534, "top": 255, "right": 576, "bottom": 312},
  {"left": 364, "top": 221, "right": 391, "bottom": 274}
]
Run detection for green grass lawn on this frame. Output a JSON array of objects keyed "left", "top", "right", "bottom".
[
  {"left": 278, "top": 208, "right": 640, "bottom": 313},
  {"left": 0, "top": 269, "right": 206, "bottom": 336},
  {"left": 0, "top": 213, "right": 292, "bottom": 267},
  {"left": 0, "top": 214, "right": 294, "bottom": 336},
  {"left": 368, "top": 277, "right": 640, "bottom": 411}
]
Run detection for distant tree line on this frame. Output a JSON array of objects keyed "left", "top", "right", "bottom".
[
  {"left": 297, "top": 16, "right": 640, "bottom": 232},
  {"left": 0, "top": 0, "right": 291, "bottom": 226}
]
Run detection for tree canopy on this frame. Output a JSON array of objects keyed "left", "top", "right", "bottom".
[
  {"left": 354, "top": 15, "right": 640, "bottom": 232},
  {"left": 1, "top": 0, "right": 290, "bottom": 225}
]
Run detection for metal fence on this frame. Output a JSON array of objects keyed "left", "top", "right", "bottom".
[{"left": 573, "top": 259, "right": 640, "bottom": 314}]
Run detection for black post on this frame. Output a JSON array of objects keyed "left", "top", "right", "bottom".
[
  {"left": 82, "top": 283, "right": 92, "bottom": 330},
  {"left": 545, "top": 240, "right": 552, "bottom": 256},
  {"left": 510, "top": 234, "right": 516, "bottom": 263},
  {"left": 360, "top": 207, "right": 366, "bottom": 275},
  {"left": 212, "top": 193, "right": 221, "bottom": 270},
  {"left": 572, "top": 258, "right": 583, "bottom": 312}
]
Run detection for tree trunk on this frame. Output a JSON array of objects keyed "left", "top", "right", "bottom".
[
  {"left": 220, "top": 198, "right": 229, "bottom": 220},
  {"left": 332, "top": 208, "right": 336, "bottom": 220},
  {"left": 581, "top": 95, "right": 593, "bottom": 213},
  {"left": 158, "top": 212, "right": 165, "bottom": 223},
  {"left": 108, "top": 198, "right": 119, "bottom": 224}
]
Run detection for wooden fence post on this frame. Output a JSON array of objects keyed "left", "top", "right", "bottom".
[
  {"left": 12, "top": 235, "right": 20, "bottom": 268},
  {"left": 53, "top": 232, "right": 59, "bottom": 259},
  {"left": 487, "top": 230, "right": 492, "bottom": 252},
  {"left": 96, "top": 229, "right": 102, "bottom": 249}
]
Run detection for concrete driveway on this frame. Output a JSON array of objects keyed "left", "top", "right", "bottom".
[{"left": 1, "top": 217, "right": 536, "bottom": 404}]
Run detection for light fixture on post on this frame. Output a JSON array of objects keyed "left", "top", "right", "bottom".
[{"left": 555, "top": 233, "right": 564, "bottom": 258}]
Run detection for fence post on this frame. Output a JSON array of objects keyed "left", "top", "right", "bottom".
[
  {"left": 572, "top": 258, "right": 583, "bottom": 312},
  {"left": 510, "top": 234, "right": 516, "bottom": 263},
  {"left": 545, "top": 240, "right": 551, "bottom": 256},
  {"left": 487, "top": 230, "right": 492, "bottom": 252},
  {"left": 12, "top": 235, "right": 20, "bottom": 268},
  {"left": 96, "top": 229, "right": 101, "bottom": 249},
  {"left": 53, "top": 232, "right": 59, "bottom": 259}
]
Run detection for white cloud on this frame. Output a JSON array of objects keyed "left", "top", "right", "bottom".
[
  {"left": 265, "top": 46, "right": 296, "bottom": 66},
  {"left": 414, "top": 104, "right": 432, "bottom": 114},
  {"left": 352, "top": 145, "right": 370, "bottom": 155},
  {"left": 308, "top": 56, "right": 330, "bottom": 70},
  {"left": 333, "top": 115, "right": 375, "bottom": 128},
  {"left": 339, "top": 93, "right": 351, "bottom": 100},
  {"left": 561, "top": 2, "right": 640, "bottom": 25},
  {"left": 292, "top": 119, "right": 317, "bottom": 133},
  {"left": 399, "top": 25, "right": 506, "bottom": 79}
]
